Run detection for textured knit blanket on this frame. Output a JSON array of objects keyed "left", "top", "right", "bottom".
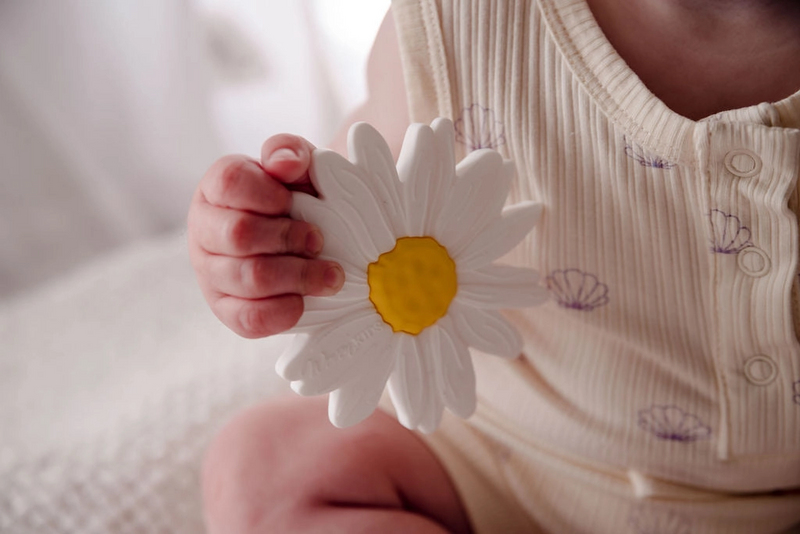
[{"left": 0, "top": 231, "right": 291, "bottom": 533}]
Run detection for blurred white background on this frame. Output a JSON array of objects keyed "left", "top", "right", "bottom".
[
  {"left": 0, "top": 0, "right": 390, "bottom": 300},
  {"left": 0, "top": 3, "right": 390, "bottom": 531}
]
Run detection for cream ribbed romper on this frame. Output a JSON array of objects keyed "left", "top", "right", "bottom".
[{"left": 391, "top": 0, "right": 800, "bottom": 532}]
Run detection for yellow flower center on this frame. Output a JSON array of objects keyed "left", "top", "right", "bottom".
[{"left": 367, "top": 237, "right": 457, "bottom": 335}]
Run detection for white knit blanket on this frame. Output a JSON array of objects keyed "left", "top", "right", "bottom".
[{"left": 0, "top": 231, "right": 291, "bottom": 533}]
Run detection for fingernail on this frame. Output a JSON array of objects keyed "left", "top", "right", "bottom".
[
  {"left": 244, "top": 159, "right": 263, "bottom": 173},
  {"left": 324, "top": 265, "right": 344, "bottom": 290},
  {"left": 270, "top": 147, "right": 299, "bottom": 163},
  {"left": 305, "top": 229, "right": 324, "bottom": 255}
]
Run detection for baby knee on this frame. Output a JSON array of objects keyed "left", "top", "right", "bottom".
[{"left": 202, "top": 397, "right": 321, "bottom": 533}]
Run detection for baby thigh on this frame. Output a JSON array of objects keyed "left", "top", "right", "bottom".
[{"left": 202, "top": 395, "right": 471, "bottom": 534}]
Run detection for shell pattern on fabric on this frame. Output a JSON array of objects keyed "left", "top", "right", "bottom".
[
  {"left": 708, "top": 209, "right": 753, "bottom": 254},
  {"left": 545, "top": 268, "right": 609, "bottom": 311},
  {"left": 276, "top": 118, "right": 548, "bottom": 432},
  {"left": 637, "top": 405, "right": 711, "bottom": 442},
  {"left": 454, "top": 104, "right": 507, "bottom": 151}
]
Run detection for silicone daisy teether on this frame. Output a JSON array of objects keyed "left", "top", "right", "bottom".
[{"left": 277, "top": 118, "right": 547, "bottom": 432}]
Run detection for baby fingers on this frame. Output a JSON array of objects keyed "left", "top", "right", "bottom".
[
  {"left": 212, "top": 294, "right": 306, "bottom": 339},
  {"left": 203, "top": 255, "right": 345, "bottom": 299},
  {"left": 191, "top": 203, "right": 323, "bottom": 258},
  {"left": 200, "top": 155, "right": 293, "bottom": 215}
]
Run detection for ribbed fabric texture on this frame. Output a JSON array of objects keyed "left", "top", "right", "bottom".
[{"left": 393, "top": 0, "right": 800, "bottom": 495}]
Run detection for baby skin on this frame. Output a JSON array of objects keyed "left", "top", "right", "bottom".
[
  {"left": 189, "top": 2, "right": 800, "bottom": 533},
  {"left": 190, "top": 134, "right": 470, "bottom": 533},
  {"left": 188, "top": 14, "right": 469, "bottom": 532}
]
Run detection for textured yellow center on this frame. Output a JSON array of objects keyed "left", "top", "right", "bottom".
[{"left": 367, "top": 237, "right": 457, "bottom": 335}]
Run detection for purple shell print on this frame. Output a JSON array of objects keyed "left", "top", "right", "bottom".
[
  {"left": 454, "top": 104, "right": 506, "bottom": 151},
  {"left": 629, "top": 507, "right": 692, "bottom": 534},
  {"left": 638, "top": 405, "right": 711, "bottom": 442},
  {"left": 708, "top": 209, "right": 752, "bottom": 254},
  {"left": 623, "top": 136, "right": 676, "bottom": 169},
  {"left": 793, "top": 380, "right": 800, "bottom": 405},
  {"left": 545, "top": 269, "right": 609, "bottom": 311}
]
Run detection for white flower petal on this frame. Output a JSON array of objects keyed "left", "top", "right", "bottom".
[
  {"left": 431, "top": 117, "right": 456, "bottom": 181},
  {"left": 307, "top": 149, "right": 396, "bottom": 255},
  {"left": 397, "top": 124, "right": 454, "bottom": 236},
  {"left": 276, "top": 309, "right": 391, "bottom": 394},
  {"left": 448, "top": 301, "right": 523, "bottom": 359},
  {"left": 387, "top": 334, "right": 426, "bottom": 429},
  {"left": 328, "top": 336, "right": 398, "bottom": 428},
  {"left": 456, "top": 264, "right": 549, "bottom": 309},
  {"left": 417, "top": 398, "right": 444, "bottom": 434},
  {"left": 412, "top": 327, "right": 445, "bottom": 434},
  {"left": 348, "top": 122, "right": 406, "bottom": 237},
  {"left": 291, "top": 193, "right": 373, "bottom": 272},
  {"left": 423, "top": 118, "right": 459, "bottom": 234},
  {"left": 455, "top": 201, "right": 543, "bottom": 271},
  {"left": 434, "top": 150, "right": 512, "bottom": 256},
  {"left": 329, "top": 276, "right": 370, "bottom": 301},
  {"left": 417, "top": 365, "right": 444, "bottom": 434},
  {"left": 432, "top": 320, "right": 477, "bottom": 419},
  {"left": 292, "top": 297, "right": 372, "bottom": 332}
]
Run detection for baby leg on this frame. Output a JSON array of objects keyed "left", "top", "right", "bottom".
[{"left": 202, "top": 395, "right": 472, "bottom": 534}]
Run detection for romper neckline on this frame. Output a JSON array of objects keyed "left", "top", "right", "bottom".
[{"left": 536, "top": 0, "right": 800, "bottom": 166}]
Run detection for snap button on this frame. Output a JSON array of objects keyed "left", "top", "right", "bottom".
[
  {"left": 743, "top": 355, "right": 778, "bottom": 386},
  {"left": 737, "top": 246, "right": 770, "bottom": 277},
  {"left": 724, "top": 149, "right": 762, "bottom": 178},
  {"left": 725, "top": 148, "right": 761, "bottom": 178}
]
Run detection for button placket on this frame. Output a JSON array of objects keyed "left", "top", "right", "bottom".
[{"left": 700, "top": 122, "right": 800, "bottom": 459}]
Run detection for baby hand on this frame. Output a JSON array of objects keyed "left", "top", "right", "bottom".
[{"left": 188, "top": 135, "right": 345, "bottom": 338}]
